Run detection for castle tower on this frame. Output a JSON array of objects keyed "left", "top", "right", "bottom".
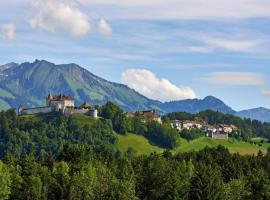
[
  {"left": 46, "top": 93, "right": 53, "bottom": 106},
  {"left": 18, "top": 104, "right": 24, "bottom": 114}
]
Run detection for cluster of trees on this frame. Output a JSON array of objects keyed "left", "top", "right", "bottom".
[
  {"left": 1, "top": 144, "right": 270, "bottom": 199},
  {"left": 180, "top": 128, "right": 205, "bottom": 141},
  {"left": 164, "top": 110, "right": 270, "bottom": 141},
  {"left": 99, "top": 102, "right": 179, "bottom": 148},
  {"left": 0, "top": 109, "right": 117, "bottom": 160}
]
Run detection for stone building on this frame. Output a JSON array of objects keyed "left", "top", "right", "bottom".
[{"left": 18, "top": 94, "right": 98, "bottom": 118}]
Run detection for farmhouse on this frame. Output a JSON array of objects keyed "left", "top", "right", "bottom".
[
  {"left": 127, "top": 109, "right": 162, "bottom": 123},
  {"left": 171, "top": 120, "right": 204, "bottom": 131},
  {"left": 18, "top": 94, "right": 98, "bottom": 118},
  {"left": 204, "top": 124, "right": 238, "bottom": 139}
]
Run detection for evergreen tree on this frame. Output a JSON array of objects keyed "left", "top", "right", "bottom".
[{"left": 189, "top": 162, "right": 224, "bottom": 200}]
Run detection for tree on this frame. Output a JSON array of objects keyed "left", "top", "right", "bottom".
[
  {"left": 189, "top": 162, "right": 224, "bottom": 200},
  {"left": 0, "top": 161, "right": 11, "bottom": 200},
  {"left": 70, "top": 163, "right": 97, "bottom": 200},
  {"left": 224, "top": 178, "right": 250, "bottom": 200},
  {"left": 247, "top": 169, "right": 270, "bottom": 200},
  {"left": 49, "top": 161, "right": 71, "bottom": 200},
  {"left": 175, "top": 160, "right": 194, "bottom": 200},
  {"left": 113, "top": 113, "right": 131, "bottom": 134},
  {"left": 101, "top": 102, "right": 123, "bottom": 120}
]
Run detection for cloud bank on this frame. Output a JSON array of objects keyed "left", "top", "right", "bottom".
[
  {"left": 78, "top": 0, "right": 270, "bottom": 20},
  {"left": 121, "top": 69, "right": 197, "bottom": 102},
  {"left": 201, "top": 72, "right": 266, "bottom": 86},
  {"left": 1, "top": 24, "right": 15, "bottom": 40},
  {"left": 29, "top": 0, "right": 91, "bottom": 37},
  {"left": 200, "top": 37, "right": 264, "bottom": 53}
]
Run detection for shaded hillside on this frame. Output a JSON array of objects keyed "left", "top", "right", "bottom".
[
  {"left": 238, "top": 107, "right": 270, "bottom": 122},
  {"left": 160, "top": 96, "right": 236, "bottom": 114}
]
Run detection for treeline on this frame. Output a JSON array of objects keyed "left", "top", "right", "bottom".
[
  {"left": 164, "top": 110, "right": 270, "bottom": 140},
  {"left": 0, "top": 109, "right": 117, "bottom": 160},
  {"left": 99, "top": 102, "right": 179, "bottom": 148},
  {"left": 1, "top": 144, "right": 270, "bottom": 199}
]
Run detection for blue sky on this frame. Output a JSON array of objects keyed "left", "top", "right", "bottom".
[{"left": 1, "top": 0, "right": 270, "bottom": 111}]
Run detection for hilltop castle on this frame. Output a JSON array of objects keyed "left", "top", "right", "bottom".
[{"left": 18, "top": 94, "right": 98, "bottom": 118}]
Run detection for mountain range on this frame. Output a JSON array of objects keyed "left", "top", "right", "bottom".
[{"left": 0, "top": 59, "right": 269, "bottom": 122}]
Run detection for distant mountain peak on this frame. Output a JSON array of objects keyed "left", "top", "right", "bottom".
[
  {"left": 0, "top": 62, "right": 18, "bottom": 72},
  {"left": 237, "top": 107, "right": 270, "bottom": 122}
]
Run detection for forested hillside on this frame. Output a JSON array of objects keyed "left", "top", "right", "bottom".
[{"left": 0, "top": 104, "right": 270, "bottom": 199}]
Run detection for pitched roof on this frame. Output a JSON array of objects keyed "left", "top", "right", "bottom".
[
  {"left": 79, "top": 102, "right": 93, "bottom": 109},
  {"left": 46, "top": 94, "right": 73, "bottom": 101}
]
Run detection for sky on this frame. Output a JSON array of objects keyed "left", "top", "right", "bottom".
[{"left": 1, "top": 0, "right": 270, "bottom": 111}]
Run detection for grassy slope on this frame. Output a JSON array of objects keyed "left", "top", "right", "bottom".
[
  {"left": 117, "top": 133, "right": 270, "bottom": 155},
  {"left": 175, "top": 137, "right": 270, "bottom": 155},
  {"left": 0, "top": 99, "right": 11, "bottom": 110},
  {"left": 117, "top": 133, "right": 163, "bottom": 155}
]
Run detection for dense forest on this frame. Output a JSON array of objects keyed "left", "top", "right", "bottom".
[
  {"left": 164, "top": 110, "right": 270, "bottom": 140},
  {"left": 1, "top": 104, "right": 270, "bottom": 199},
  {"left": 1, "top": 144, "right": 270, "bottom": 199}
]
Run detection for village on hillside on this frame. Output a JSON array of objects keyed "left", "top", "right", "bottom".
[
  {"left": 171, "top": 120, "right": 238, "bottom": 139},
  {"left": 18, "top": 94, "right": 238, "bottom": 140}
]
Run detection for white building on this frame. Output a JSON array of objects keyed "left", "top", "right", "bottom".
[{"left": 46, "top": 94, "right": 75, "bottom": 110}]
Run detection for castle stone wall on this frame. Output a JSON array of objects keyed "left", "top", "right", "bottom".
[
  {"left": 21, "top": 107, "right": 53, "bottom": 115},
  {"left": 63, "top": 108, "right": 98, "bottom": 118}
]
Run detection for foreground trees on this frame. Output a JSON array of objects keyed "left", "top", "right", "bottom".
[
  {"left": 1, "top": 145, "right": 270, "bottom": 200},
  {"left": 2, "top": 108, "right": 270, "bottom": 199}
]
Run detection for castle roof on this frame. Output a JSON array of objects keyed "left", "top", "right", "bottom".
[
  {"left": 79, "top": 102, "right": 93, "bottom": 109},
  {"left": 46, "top": 94, "right": 73, "bottom": 101}
]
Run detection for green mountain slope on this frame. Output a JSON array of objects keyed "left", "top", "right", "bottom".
[
  {"left": 2, "top": 59, "right": 268, "bottom": 122},
  {"left": 0, "top": 60, "right": 156, "bottom": 111}
]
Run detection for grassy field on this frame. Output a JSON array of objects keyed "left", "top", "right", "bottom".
[
  {"left": 117, "top": 133, "right": 163, "bottom": 155},
  {"left": 117, "top": 133, "right": 270, "bottom": 156},
  {"left": 175, "top": 137, "right": 270, "bottom": 155}
]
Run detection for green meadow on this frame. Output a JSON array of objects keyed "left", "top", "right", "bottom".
[{"left": 117, "top": 133, "right": 270, "bottom": 156}]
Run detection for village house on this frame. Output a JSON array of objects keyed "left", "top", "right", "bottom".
[
  {"left": 204, "top": 124, "right": 238, "bottom": 139},
  {"left": 171, "top": 119, "right": 238, "bottom": 140},
  {"left": 127, "top": 109, "right": 162, "bottom": 123},
  {"left": 171, "top": 120, "right": 204, "bottom": 131},
  {"left": 18, "top": 94, "right": 98, "bottom": 118}
]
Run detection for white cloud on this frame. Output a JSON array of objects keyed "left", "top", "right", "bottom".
[
  {"left": 78, "top": 0, "right": 270, "bottom": 20},
  {"left": 29, "top": 0, "right": 91, "bottom": 37},
  {"left": 201, "top": 72, "right": 266, "bottom": 86},
  {"left": 1, "top": 24, "right": 15, "bottom": 40},
  {"left": 201, "top": 37, "right": 264, "bottom": 53},
  {"left": 121, "top": 69, "right": 197, "bottom": 102},
  {"left": 98, "top": 19, "right": 112, "bottom": 36}
]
